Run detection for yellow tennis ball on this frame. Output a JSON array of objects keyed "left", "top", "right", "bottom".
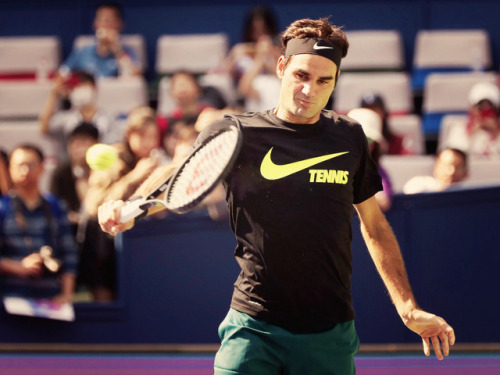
[{"left": 86, "top": 144, "right": 118, "bottom": 171}]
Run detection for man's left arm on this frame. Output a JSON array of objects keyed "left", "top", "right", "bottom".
[{"left": 354, "top": 196, "right": 455, "bottom": 360}]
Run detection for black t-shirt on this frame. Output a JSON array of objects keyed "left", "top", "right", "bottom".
[{"left": 197, "top": 109, "right": 382, "bottom": 333}]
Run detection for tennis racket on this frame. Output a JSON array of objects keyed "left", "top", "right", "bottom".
[{"left": 120, "top": 114, "right": 243, "bottom": 223}]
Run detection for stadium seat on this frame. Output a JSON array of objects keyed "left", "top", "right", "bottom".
[
  {"left": 155, "top": 33, "right": 228, "bottom": 75},
  {"left": 421, "top": 72, "right": 497, "bottom": 136},
  {"left": 0, "top": 36, "right": 61, "bottom": 80},
  {"left": 96, "top": 76, "right": 148, "bottom": 117},
  {"left": 73, "top": 34, "right": 147, "bottom": 71},
  {"left": 342, "top": 30, "right": 405, "bottom": 72},
  {"left": 436, "top": 114, "right": 469, "bottom": 152},
  {"left": 333, "top": 72, "right": 412, "bottom": 115},
  {"left": 412, "top": 29, "right": 492, "bottom": 91},
  {"left": 387, "top": 114, "right": 425, "bottom": 155},
  {"left": 379, "top": 155, "right": 435, "bottom": 193},
  {"left": 0, "top": 80, "right": 52, "bottom": 119}
]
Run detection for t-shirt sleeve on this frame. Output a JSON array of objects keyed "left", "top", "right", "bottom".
[{"left": 352, "top": 125, "right": 383, "bottom": 204}]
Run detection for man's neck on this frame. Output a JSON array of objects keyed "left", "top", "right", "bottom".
[
  {"left": 15, "top": 187, "right": 42, "bottom": 210},
  {"left": 79, "top": 106, "right": 97, "bottom": 122}
]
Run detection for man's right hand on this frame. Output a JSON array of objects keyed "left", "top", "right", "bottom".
[
  {"left": 20, "top": 253, "right": 44, "bottom": 278},
  {"left": 98, "top": 200, "right": 134, "bottom": 235}
]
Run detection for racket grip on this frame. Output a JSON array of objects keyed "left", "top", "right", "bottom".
[{"left": 120, "top": 198, "right": 148, "bottom": 223}]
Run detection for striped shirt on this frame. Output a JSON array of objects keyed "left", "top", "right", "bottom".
[{"left": 0, "top": 194, "right": 78, "bottom": 298}]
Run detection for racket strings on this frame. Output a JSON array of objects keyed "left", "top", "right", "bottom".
[{"left": 167, "top": 129, "right": 238, "bottom": 210}]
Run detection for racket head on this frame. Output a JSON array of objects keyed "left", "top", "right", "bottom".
[{"left": 164, "top": 121, "right": 242, "bottom": 214}]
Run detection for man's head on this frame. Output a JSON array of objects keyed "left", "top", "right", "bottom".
[
  {"left": 68, "top": 71, "right": 97, "bottom": 109},
  {"left": 94, "top": 2, "right": 123, "bottom": 33},
  {"left": 9, "top": 145, "right": 45, "bottom": 192},
  {"left": 68, "top": 122, "right": 99, "bottom": 166},
  {"left": 468, "top": 82, "right": 500, "bottom": 135},
  {"left": 275, "top": 18, "right": 349, "bottom": 124},
  {"left": 434, "top": 148, "right": 468, "bottom": 189},
  {"left": 125, "top": 106, "right": 160, "bottom": 159},
  {"left": 170, "top": 71, "right": 202, "bottom": 107}
]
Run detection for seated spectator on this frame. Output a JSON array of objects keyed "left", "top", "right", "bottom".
[
  {"left": 59, "top": 2, "right": 140, "bottom": 78},
  {"left": 403, "top": 148, "right": 468, "bottom": 194},
  {"left": 441, "top": 82, "right": 500, "bottom": 157},
  {"left": 50, "top": 122, "right": 99, "bottom": 233},
  {"left": 348, "top": 108, "right": 394, "bottom": 211},
  {"left": 158, "top": 71, "right": 225, "bottom": 137},
  {"left": 0, "top": 149, "right": 11, "bottom": 196},
  {"left": 0, "top": 145, "right": 77, "bottom": 304},
  {"left": 225, "top": 5, "right": 280, "bottom": 86},
  {"left": 237, "top": 33, "right": 281, "bottom": 112},
  {"left": 465, "top": 82, "right": 500, "bottom": 157},
  {"left": 360, "top": 93, "right": 410, "bottom": 155},
  {"left": 80, "top": 106, "right": 165, "bottom": 301},
  {"left": 39, "top": 71, "right": 121, "bottom": 160}
]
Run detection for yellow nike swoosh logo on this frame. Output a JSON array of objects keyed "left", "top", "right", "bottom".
[{"left": 260, "top": 148, "right": 349, "bottom": 180}]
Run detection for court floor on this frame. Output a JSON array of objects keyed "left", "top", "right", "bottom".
[{"left": 0, "top": 352, "right": 499, "bottom": 374}]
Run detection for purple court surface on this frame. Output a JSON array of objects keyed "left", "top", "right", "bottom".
[{"left": 0, "top": 353, "right": 499, "bottom": 374}]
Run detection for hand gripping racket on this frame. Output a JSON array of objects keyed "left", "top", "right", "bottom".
[{"left": 120, "top": 114, "right": 243, "bottom": 223}]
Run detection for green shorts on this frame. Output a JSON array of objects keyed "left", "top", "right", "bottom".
[{"left": 214, "top": 308, "right": 359, "bottom": 375}]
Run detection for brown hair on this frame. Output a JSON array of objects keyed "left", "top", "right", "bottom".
[
  {"left": 125, "top": 106, "right": 157, "bottom": 137},
  {"left": 281, "top": 18, "right": 349, "bottom": 71}
]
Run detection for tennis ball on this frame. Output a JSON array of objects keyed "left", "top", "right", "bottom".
[{"left": 86, "top": 144, "right": 118, "bottom": 171}]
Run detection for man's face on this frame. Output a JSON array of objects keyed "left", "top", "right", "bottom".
[
  {"left": 276, "top": 54, "right": 337, "bottom": 124},
  {"left": 170, "top": 73, "right": 201, "bottom": 106},
  {"left": 94, "top": 7, "right": 122, "bottom": 32},
  {"left": 68, "top": 136, "right": 97, "bottom": 166},
  {"left": 434, "top": 149, "right": 467, "bottom": 187},
  {"left": 128, "top": 123, "right": 160, "bottom": 159},
  {"left": 9, "top": 149, "right": 44, "bottom": 190},
  {"left": 471, "top": 100, "right": 498, "bottom": 133}
]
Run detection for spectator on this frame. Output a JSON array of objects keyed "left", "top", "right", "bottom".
[
  {"left": 0, "top": 145, "right": 77, "bottom": 304},
  {"left": 163, "top": 117, "right": 196, "bottom": 162},
  {"left": 403, "top": 148, "right": 468, "bottom": 194},
  {"left": 237, "top": 32, "right": 282, "bottom": 112},
  {"left": 59, "top": 2, "right": 140, "bottom": 78},
  {"left": 80, "top": 106, "right": 165, "bottom": 301},
  {"left": 225, "top": 5, "right": 280, "bottom": 86},
  {"left": 39, "top": 71, "right": 121, "bottom": 160},
  {"left": 360, "top": 93, "right": 411, "bottom": 155},
  {"left": 440, "top": 82, "right": 500, "bottom": 157},
  {"left": 348, "top": 108, "right": 394, "bottom": 211},
  {"left": 158, "top": 71, "right": 225, "bottom": 137},
  {"left": 465, "top": 82, "right": 500, "bottom": 156},
  {"left": 50, "top": 122, "right": 99, "bottom": 232}
]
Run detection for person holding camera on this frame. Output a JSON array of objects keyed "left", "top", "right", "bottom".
[
  {"left": 59, "top": 2, "right": 140, "bottom": 78},
  {"left": 0, "top": 145, "right": 77, "bottom": 305},
  {"left": 39, "top": 70, "right": 121, "bottom": 161}
]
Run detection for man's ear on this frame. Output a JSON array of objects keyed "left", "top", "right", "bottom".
[{"left": 276, "top": 56, "right": 285, "bottom": 79}]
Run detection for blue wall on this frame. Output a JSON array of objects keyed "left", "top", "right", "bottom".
[
  {"left": 1, "top": 0, "right": 499, "bottom": 79},
  {"left": 0, "top": 185, "right": 499, "bottom": 345}
]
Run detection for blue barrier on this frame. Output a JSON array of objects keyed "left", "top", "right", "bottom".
[{"left": 0, "top": 186, "right": 499, "bottom": 344}]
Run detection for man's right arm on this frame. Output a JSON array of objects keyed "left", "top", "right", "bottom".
[{"left": 98, "top": 163, "right": 178, "bottom": 235}]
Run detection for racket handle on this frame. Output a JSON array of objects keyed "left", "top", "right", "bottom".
[{"left": 120, "top": 198, "right": 148, "bottom": 223}]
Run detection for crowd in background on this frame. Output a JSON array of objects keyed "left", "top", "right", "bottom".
[{"left": 0, "top": 1, "right": 499, "bottom": 308}]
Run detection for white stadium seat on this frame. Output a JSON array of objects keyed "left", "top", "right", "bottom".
[
  {"left": 342, "top": 30, "right": 405, "bottom": 71},
  {"left": 333, "top": 72, "right": 412, "bottom": 115},
  {"left": 155, "top": 33, "right": 228, "bottom": 75}
]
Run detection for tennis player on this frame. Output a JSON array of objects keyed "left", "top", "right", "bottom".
[{"left": 99, "top": 17, "right": 455, "bottom": 374}]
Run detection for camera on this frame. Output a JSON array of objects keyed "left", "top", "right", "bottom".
[{"left": 39, "top": 246, "right": 61, "bottom": 274}]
